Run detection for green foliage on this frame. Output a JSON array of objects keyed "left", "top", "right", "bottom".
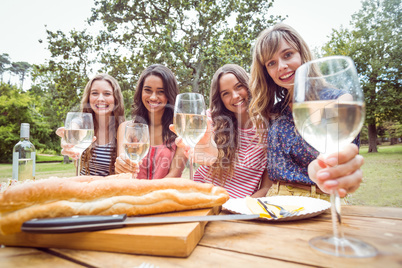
[
  {"left": 10, "top": 61, "right": 31, "bottom": 88},
  {"left": 0, "top": 82, "right": 57, "bottom": 163},
  {"left": 322, "top": 0, "right": 401, "bottom": 152},
  {"left": 89, "top": 0, "right": 283, "bottom": 100},
  {"left": 0, "top": 53, "right": 11, "bottom": 81}
]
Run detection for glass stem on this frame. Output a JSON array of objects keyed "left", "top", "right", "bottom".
[
  {"left": 330, "top": 190, "right": 345, "bottom": 254},
  {"left": 189, "top": 148, "right": 194, "bottom": 180},
  {"left": 76, "top": 154, "right": 81, "bottom": 176}
]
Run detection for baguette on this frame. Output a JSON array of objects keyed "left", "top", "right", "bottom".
[{"left": 0, "top": 174, "right": 229, "bottom": 234}]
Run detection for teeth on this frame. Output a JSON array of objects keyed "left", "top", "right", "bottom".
[
  {"left": 233, "top": 100, "right": 244, "bottom": 106},
  {"left": 280, "top": 72, "right": 294, "bottom": 79},
  {"left": 96, "top": 104, "right": 108, "bottom": 108}
]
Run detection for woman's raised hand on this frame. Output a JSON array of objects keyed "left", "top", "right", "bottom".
[
  {"left": 308, "top": 143, "right": 364, "bottom": 197},
  {"left": 114, "top": 153, "right": 141, "bottom": 177},
  {"left": 56, "top": 127, "right": 97, "bottom": 160},
  {"left": 169, "top": 118, "right": 217, "bottom": 165}
]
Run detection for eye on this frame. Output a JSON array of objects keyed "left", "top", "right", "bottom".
[
  {"left": 284, "top": 52, "right": 293, "bottom": 58},
  {"left": 144, "top": 88, "right": 151, "bottom": 93},
  {"left": 266, "top": 61, "right": 276, "bottom": 67},
  {"left": 158, "top": 91, "right": 165, "bottom": 95},
  {"left": 91, "top": 92, "right": 98, "bottom": 96}
]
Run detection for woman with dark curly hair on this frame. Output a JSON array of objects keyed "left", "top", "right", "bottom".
[{"left": 115, "top": 64, "right": 187, "bottom": 179}]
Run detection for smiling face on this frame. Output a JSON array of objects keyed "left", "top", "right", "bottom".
[
  {"left": 89, "top": 80, "right": 115, "bottom": 117},
  {"left": 219, "top": 73, "right": 249, "bottom": 117},
  {"left": 141, "top": 75, "right": 168, "bottom": 115},
  {"left": 265, "top": 38, "right": 302, "bottom": 90}
]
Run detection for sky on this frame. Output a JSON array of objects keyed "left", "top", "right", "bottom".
[{"left": 0, "top": 0, "right": 363, "bottom": 88}]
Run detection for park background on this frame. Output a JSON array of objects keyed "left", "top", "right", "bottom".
[{"left": 0, "top": 0, "right": 401, "bottom": 207}]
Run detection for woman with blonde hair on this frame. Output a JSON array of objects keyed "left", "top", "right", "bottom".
[
  {"left": 57, "top": 73, "right": 125, "bottom": 176},
  {"left": 249, "top": 23, "right": 363, "bottom": 200}
]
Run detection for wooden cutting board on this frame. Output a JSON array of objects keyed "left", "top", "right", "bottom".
[{"left": 0, "top": 206, "right": 220, "bottom": 257}]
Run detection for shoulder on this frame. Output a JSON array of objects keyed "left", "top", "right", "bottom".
[{"left": 319, "top": 88, "right": 347, "bottom": 100}]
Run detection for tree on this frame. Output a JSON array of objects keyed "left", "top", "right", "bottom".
[
  {"left": 10, "top": 61, "right": 31, "bottom": 88},
  {"left": 0, "top": 82, "right": 55, "bottom": 163},
  {"left": 322, "top": 0, "right": 401, "bottom": 152},
  {"left": 0, "top": 53, "right": 11, "bottom": 82},
  {"left": 89, "top": 0, "right": 283, "bottom": 98},
  {"left": 31, "top": 29, "right": 95, "bottom": 127}
]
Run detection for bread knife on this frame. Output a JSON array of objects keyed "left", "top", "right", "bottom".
[{"left": 21, "top": 214, "right": 260, "bottom": 233}]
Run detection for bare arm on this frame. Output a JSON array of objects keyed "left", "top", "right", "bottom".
[
  {"left": 251, "top": 169, "right": 273, "bottom": 198},
  {"left": 164, "top": 145, "right": 188, "bottom": 178}
]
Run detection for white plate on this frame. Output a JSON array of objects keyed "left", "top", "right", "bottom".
[{"left": 222, "top": 196, "right": 331, "bottom": 222}]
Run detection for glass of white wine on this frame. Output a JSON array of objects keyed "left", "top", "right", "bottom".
[
  {"left": 174, "top": 93, "right": 207, "bottom": 180},
  {"left": 64, "top": 112, "right": 94, "bottom": 176},
  {"left": 124, "top": 123, "right": 150, "bottom": 179},
  {"left": 293, "top": 56, "right": 377, "bottom": 257}
]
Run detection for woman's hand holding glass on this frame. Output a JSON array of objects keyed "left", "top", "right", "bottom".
[
  {"left": 308, "top": 143, "right": 364, "bottom": 198},
  {"left": 56, "top": 127, "right": 97, "bottom": 160},
  {"left": 114, "top": 153, "right": 141, "bottom": 176},
  {"left": 169, "top": 116, "right": 217, "bottom": 167},
  {"left": 121, "top": 123, "right": 150, "bottom": 179}
]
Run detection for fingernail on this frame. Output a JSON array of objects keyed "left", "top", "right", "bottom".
[
  {"left": 326, "top": 157, "right": 338, "bottom": 166},
  {"left": 317, "top": 171, "right": 330, "bottom": 180},
  {"left": 324, "top": 180, "right": 338, "bottom": 187}
]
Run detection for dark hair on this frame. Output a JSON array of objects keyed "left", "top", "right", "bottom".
[
  {"left": 209, "top": 64, "right": 251, "bottom": 183},
  {"left": 132, "top": 64, "right": 179, "bottom": 148}
]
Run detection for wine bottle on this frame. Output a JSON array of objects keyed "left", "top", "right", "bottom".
[{"left": 12, "top": 123, "right": 36, "bottom": 181}]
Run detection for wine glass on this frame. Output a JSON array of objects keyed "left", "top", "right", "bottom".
[
  {"left": 124, "top": 122, "right": 150, "bottom": 179},
  {"left": 293, "top": 56, "right": 377, "bottom": 257},
  {"left": 174, "top": 93, "right": 207, "bottom": 180},
  {"left": 64, "top": 112, "right": 94, "bottom": 176}
]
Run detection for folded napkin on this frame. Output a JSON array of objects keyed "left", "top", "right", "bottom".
[{"left": 245, "top": 196, "right": 304, "bottom": 219}]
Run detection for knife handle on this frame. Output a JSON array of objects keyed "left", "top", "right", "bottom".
[{"left": 22, "top": 214, "right": 127, "bottom": 233}]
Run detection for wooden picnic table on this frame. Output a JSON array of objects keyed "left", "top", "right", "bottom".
[{"left": 1, "top": 205, "right": 401, "bottom": 267}]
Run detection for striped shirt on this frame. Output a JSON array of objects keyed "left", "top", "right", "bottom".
[
  {"left": 80, "top": 143, "right": 115, "bottom": 176},
  {"left": 194, "top": 127, "right": 267, "bottom": 198}
]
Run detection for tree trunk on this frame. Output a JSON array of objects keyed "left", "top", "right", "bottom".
[
  {"left": 368, "top": 123, "right": 378, "bottom": 152},
  {"left": 390, "top": 137, "right": 397, "bottom": 145}
]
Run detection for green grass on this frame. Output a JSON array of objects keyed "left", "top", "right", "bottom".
[
  {"left": 0, "top": 162, "right": 76, "bottom": 181},
  {"left": 2, "top": 145, "right": 401, "bottom": 207},
  {"left": 36, "top": 154, "right": 65, "bottom": 162},
  {"left": 346, "top": 144, "right": 402, "bottom": 207}
]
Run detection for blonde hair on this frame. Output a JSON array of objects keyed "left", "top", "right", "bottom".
[
  {"left": 80, "top": 73, "right": 125, "bottom": 175},
  {"left": 249, "top": 23, "right": 314, "bottom": 128}
]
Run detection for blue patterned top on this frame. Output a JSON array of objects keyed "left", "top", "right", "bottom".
[{"left": 267, "top": 88, "right": 360, "bottom": 185}]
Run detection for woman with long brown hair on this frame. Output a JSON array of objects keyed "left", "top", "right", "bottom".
[
  {"left": 57, "top": 73, "right": 125, "bottom": 176},
  {"left": 172, "top": 64, "right": 271, "bottom": 198},
  {"left": 115, "top": 64, "right": 187, "bottom": 179}
]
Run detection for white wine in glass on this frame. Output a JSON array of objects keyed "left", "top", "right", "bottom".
[
  {"left": 123, "top": 123, "right": 150, "bottom": 179},
  {"left": 293, "top": 56, "right": 377, "bottom": 257},
  {"left": 64, "top": 112, "right": 94, "bottom": 176},
  {"left": 174, "top": 93, "right": 207, "bottom": 180}
]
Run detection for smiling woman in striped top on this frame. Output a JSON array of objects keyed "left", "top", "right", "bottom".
[
  {"left": 56, "top": 74, "right": 126, "bottom": 176},
  {"left": 171, "top": 64, "right": 272, "bottom": 198}
]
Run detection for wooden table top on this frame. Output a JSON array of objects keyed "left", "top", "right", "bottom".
[{"left": 2, "top": 205, "right": 402, "bottom": 268}]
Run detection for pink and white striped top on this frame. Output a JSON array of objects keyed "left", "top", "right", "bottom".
[{"left": 194, "top": 127, "right": 267, "bottom": 198}]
